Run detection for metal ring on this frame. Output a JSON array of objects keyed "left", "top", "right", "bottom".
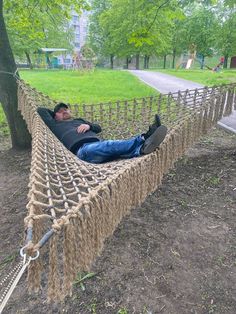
[
  {"left": 20, "top": 246, "right": 26, "bottom": 257},
  {"left": 20, "top": 246, "right": 40, "bottom": 260},
  {"left": 29, "top": 250, "right": 40, "bottom": 261}
]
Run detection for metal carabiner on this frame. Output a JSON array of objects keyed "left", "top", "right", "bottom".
[{"left": 20, "top": 245, "right": 40, "bottom": 262}]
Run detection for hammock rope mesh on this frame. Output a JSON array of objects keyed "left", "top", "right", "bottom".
[{"left": 17, "top": 80, "right": 235, "bottom": 300}]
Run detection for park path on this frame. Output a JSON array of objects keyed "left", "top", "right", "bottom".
[
  {"left": 129, "top": 70, "right": 203, "bottom": 94},
  {"left": 129, "top": 70, "right": 236, "bottom": 134}
]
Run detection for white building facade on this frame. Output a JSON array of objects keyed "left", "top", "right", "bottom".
[
  {"left": 71, "top": 10, "right": 90, "bottom": 51},
  {"left": 47, "top": 11, "right": 90, "bottom": 69}
]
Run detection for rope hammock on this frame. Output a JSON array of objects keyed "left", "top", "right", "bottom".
[{"left": 16, "top": 80, "right": 235, "bottom": 301}]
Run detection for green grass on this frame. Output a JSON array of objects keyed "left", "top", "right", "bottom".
[
  {"left": 0, "top": 106, "right": 9, "bottom": 137},
  {"left": 20, "top": 69, "right": 158, "bottom": 104},
  {"left": 0, "top": 252, "right": 18, "bottom": 270},
  {"left": 0, "top": 106, "right": 6, "bottom": 125},
  {"left": 155, "top": 69, "right": 236, "bottom": 86}
]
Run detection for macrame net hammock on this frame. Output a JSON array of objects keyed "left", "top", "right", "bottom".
[{"left": 17, "top": 80, "right": 235, "bottom": 301}]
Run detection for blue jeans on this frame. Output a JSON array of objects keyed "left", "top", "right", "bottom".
[{"left": 77, "top": 135, "right": 144, "bottom": 164}]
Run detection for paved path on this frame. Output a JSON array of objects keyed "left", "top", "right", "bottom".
[{"left": 130, "top": 70, "right": 236, "bottom": 134}]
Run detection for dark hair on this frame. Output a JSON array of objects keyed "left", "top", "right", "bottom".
[{"left": 54, "top": 102, "right": 69, "bottom": 114}]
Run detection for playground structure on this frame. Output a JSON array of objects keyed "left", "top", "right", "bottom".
[
  {"left": 177, "top": 44, "right": 196, "bottom": 69},
  {"left": 34, "top": 47, "right": 97, "bottom": 70},
  {"left": 177, "top": 52, "right": 225, "bottom": 72},
  {"left": 177, "top": 43, "right": 225, "bottom": 72},
  {"left": 36, "top": 48, "right": 68, "bottom": 69},
  {"left": 72, "top": 46, "right": 97, "bottom": 70},
  {"left": 204, "top": 56, "right": 225, "bottom": 72}
]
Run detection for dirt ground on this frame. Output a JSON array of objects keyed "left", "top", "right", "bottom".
[{"left": 0, "top": 127, "right": 236, "bottom": 314}]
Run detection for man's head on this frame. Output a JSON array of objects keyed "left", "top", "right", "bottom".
[{"left": 54, "top": 103, "right": 72, "bottom": 121}]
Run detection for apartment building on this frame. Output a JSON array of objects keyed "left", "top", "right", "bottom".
[
  {"left": 71, "top": 10, "right": 90, "bottom": 51},
  {"left": 47, "top": 11, "right": 90, "bottom": 68}
]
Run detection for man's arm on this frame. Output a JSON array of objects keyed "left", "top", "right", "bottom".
[
  {"left": 79, "top": 118, "right": 102, "bottom": 133},
  {"left": 37, "top": 107, "right": 56, "bottom": 128}
]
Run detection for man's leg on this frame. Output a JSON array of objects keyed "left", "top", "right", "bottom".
[
  {"left": 77, "top": 115, "right": 167, "bottom": 164},
  {"left": 77, "top": 136, "right": 144, "bottom": 164}
]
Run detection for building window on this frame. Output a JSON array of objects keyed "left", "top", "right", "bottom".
[{"left": 72, "top": 15, "right": 78, "bottom": 23}]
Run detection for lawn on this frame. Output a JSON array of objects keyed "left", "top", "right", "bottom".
[
  {"left": 155, "top": 69, "right": 236, "bottom": 86},
  {"left": 20, "top": 69, "right": 158, "bottom": 104}
]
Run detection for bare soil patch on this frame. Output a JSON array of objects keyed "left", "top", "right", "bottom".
[{"left": 0, "top": 127, "right": 236, "bottom": 314}]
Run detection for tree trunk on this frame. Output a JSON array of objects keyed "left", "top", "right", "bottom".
[
  {"left": 144, "top": 56, "right": 147, "bottom": 69},
  {"left": 126, "top": 57, "right": 129, "bottom": 69},
  {"left": 135, "top": 54, "right": 140, "bottom": 70},
  {"left": 0, "top": 0, "right": 31, "bottom": 148},
  {"left": 146, "top": 56, "right": 150, "bottom": 69},
  {"left": 144, "top": 55, "right": 150, "bottom": 69},
  {"left": 172, "top": 49, "right": 176, "bottom": 69},
  {"left": 163, "top": 55, "right": 167, "bottom": 69},
  {"left": 25, "top": 51, "right": 33, "bottom": 69},
  {"left": 224, "top": 54, "right": 228, "bottom": 69},
  {"left": 200, "top": 55, "right": 205, "bottom": 69},
  {"left": 110, "top": 54, "right": 114, "bottom": 69}
]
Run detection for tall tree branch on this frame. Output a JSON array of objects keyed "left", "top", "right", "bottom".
[{"left": 146, "top": 0, "right": 172, "bottom": 33}]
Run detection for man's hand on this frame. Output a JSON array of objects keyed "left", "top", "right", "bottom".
[{"left": 77, "top": 124, "right": 90, "bottom": 133}]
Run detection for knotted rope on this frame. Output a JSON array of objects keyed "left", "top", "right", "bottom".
[{"left": 15, "top": 80, "right": 235, "bottom": 300}]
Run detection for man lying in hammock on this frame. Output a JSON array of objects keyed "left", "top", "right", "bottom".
[{"left": 38, "top": 103, "right": 167, "bottom": 164}]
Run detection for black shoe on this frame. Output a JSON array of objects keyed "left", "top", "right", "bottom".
[
  {"left": 155, "top": 114, "right": 161, "bottom": 127},
  {"left": 141, "top": 125, "right": 167, "bottom": 155},
  {"left": 143, "top": 114, "right": 162, "bottom": 140}
]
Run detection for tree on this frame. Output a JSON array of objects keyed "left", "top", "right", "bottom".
[
  {"left": 5, "top": 11, "right": 74, "bottom": 68},
  {"left": 178, "top": 5, "right": 219, "bottom": 69},
  {"left": 171, "top": 0, "right": 235, "bottom": 69},
  {"left": 0, "top": 0, "right": 88, "bottom": 148},
  {"left": 88, "top": 0, "right": 112, "bottom": 62},
  {"left": 224, "top": 0, "right": 236, "bottom": 7},
  {"left": 170, "top": 17, "right": 187, "bottom": 68},
  {"left": 126, "top": 0, "right": 178, "bottom": 69},
  {"left": 90, "top": 0, "right": 182, "bottom": 69},
  {"left": 215, "top": 7, "right": 236, "bottom": 68}
]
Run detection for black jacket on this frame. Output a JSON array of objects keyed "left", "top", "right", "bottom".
[{"left": 37, "top": 108, "right": 102, "bottom": 154}]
